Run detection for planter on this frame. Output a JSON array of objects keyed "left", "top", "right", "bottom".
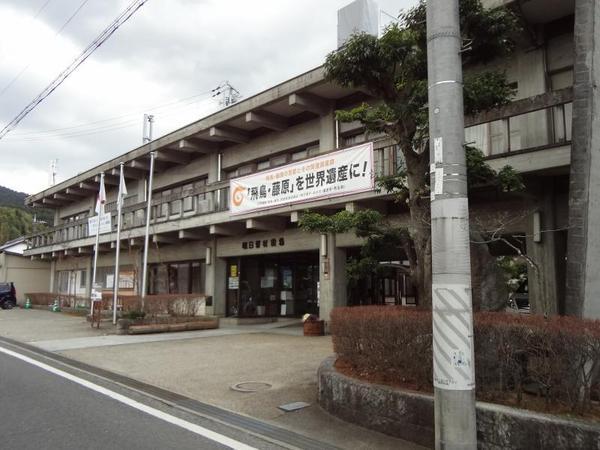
[{"left": 303, "top": 319, "right": 324, "bottom": 336}]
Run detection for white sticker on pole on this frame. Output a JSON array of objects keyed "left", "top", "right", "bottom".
[
  {"left": 434, "top": 137, "right": 443, "bottom": 163},
  {"left": 434, "top": 168, "right": 444, "bottom": 195},
  {"left": 432, "top": 283, "right": 475, "bottom": 390}
]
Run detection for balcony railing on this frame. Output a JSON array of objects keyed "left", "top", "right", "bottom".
[
  {"left": 28, "top": 183, "right": 230, "bottom": 250},
  {"left": 465, "top": 87, "right": 573, "bottom": 157}
]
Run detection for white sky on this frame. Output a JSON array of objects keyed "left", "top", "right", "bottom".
[{"left": 0, "top": 0, "right": 417, "bottom": 194}]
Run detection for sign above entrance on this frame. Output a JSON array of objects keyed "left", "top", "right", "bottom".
[{"left": 229, "top": 142, "right": 374, "bottom": 215}]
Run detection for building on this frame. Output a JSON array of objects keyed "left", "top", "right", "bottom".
[
  {"left": 24, "top": 0, "right": 595, "bottom": 319},
  {"left": 0, "top": 237, "right": 51, "bottom": 302}
]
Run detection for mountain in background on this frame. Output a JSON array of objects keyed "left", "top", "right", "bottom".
[
  {"left": 0, "top": 185, "right": 53, "bottom": 245},
  {"left": 0, "top": 185, "right": 29, "bottom": 209}
]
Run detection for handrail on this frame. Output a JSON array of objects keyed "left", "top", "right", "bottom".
[{"left": 465, "top": 87, "right": 573, "bottom": 128}]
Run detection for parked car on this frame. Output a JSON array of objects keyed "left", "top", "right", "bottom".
[{"left": 0, "top": 282, "right": 17, "bottom": 309}]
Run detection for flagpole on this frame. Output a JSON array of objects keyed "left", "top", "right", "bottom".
[
  {"left": 112, "top": 163, "right": 125, "bottom": 325},
  {"left": 91, "top": 172, "right": 104, "bottom": 315},
  {"left": 140, "top": 151, "right": 155, "bottom": 312}
]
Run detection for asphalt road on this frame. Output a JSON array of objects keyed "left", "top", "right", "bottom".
[{"left": 0, "top": 349, "right": 254, "bottom": 450}]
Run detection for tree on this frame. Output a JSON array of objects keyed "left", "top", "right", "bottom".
[{"left": 308, "top": 0, "right": 522, "bottom": 307}]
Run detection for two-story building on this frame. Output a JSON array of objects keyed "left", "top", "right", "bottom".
[{"left": 24, "top": 0, "right": 594, "bottom": 319}]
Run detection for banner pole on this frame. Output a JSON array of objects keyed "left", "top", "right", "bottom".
[
  {"left": 112, "top": 163, "right": 125, "bottom": 325},
  {"left": 90, "top": 172, "right": 104, "bottom": 315}
]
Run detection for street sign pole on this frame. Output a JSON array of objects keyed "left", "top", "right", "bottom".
[{"left": 426, "top": 0, "right": 477, "bottom": 448}]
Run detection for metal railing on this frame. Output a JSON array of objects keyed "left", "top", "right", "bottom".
[
  {"left": 28, "top": 183, "right": 230, "bottom": 250},
  {"left": 465, "top": 87, "right": 573, "bottom": 157}
]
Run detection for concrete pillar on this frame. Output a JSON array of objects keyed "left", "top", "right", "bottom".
[
  {"left": 527, "top": 179, "right": 559, "bottom": 316},
  {"left": 205, "top": 239, "right": 226, "bottom": 316},
  {"left": 85, "top": 255, "right": 93, "bottom": 297},
  {"left": 319, "top": 108, "right": 337, "bottom": 153},
  {"left": 319, "top": 233, "right": 347, "bottom": 323},
  {"left": 566, "top": 0, "right": 600, "bottom": 318},
  {"left": 49, "top": 260, "right": 56, "bottom": 292},
  {"left": 207, "top": 152, "right": 221, "bottom": 183}
]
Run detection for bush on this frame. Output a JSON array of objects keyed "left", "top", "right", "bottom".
[{"left": 331, "top": 306, "right": 600, "bottom": 414}]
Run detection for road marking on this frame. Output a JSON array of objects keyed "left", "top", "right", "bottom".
[{"left": 0, "top": 345, "right": 257, "bottom": 450}]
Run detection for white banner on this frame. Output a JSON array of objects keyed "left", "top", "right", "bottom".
[
  {"left": 88, "top": 213, "right": 112, "bottom": 235},
  {"left": 230, "top": 142, "right": 374, "bottom": 215}
]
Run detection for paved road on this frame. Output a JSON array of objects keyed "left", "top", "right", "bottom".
[{"left": 0, "top": 349, "right": 260, "bottom": 450}]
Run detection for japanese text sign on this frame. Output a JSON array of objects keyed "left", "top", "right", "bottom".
[{"left": 230, "top": 142, "right": 374, "bottom": 215}]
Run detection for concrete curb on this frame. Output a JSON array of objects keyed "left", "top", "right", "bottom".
[{"left": 317, "top": 356, "right": 600, "bottom": 449}]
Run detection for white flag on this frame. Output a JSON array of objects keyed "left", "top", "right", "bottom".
[
  {"left": 117, "top": 167, "right": 128, "bottom": 207},
  {"left": 95, "top": 175, "right": 106, "bottom": 214}
]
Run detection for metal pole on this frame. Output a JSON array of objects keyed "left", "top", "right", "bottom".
[
  {"left": 426, "top": 1, "right": 477, "bottom": 449},
  {"left": 140, "top": 152, "right": 155, "bottom": 311},
  {"left": 112, "top": 163, "right": 125, "bottom": 325},
  {"left": 148, "top": 114, "right": 154, "bottom": 141},
  {"left": 90, "top": 172, "right": 104, "bottom": 315}
]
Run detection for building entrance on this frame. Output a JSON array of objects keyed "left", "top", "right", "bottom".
[{"left": 226, "top": 252, "right": 319, "bottom": 317}]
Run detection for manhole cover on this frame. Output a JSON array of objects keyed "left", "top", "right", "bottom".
[{"left": 230, "top": 381, "right": 272, "bottom": 393}]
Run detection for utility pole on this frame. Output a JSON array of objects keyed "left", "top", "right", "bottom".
[
  {"left": 50, "top": 159, "right": 57, "bottom": 186},
  {"left": 212, "top": 81, "right": 241, "bottom": 107},
  {"left": 427, "top": 1, "right": 477, "bottom": 449},
  {"left": 142, "top": 114, "right": 154, "bottom": 144},
  {"left": 140, "top": 151, "right": 156, "bottom": 312}
]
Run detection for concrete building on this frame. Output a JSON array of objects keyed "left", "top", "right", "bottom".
[
  {"left": 0, "top": 237, "right": 51, "bottom": 302},
  {"left": 24, "top": 0, "right": 592, "bottom": 319}
]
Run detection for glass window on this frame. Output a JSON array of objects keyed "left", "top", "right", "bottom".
[
  {"left": 257, "top": 160, "right": 270, "bottom": 170},
  {"left": 291, "top": 149, "right": 307, "bottom": 161},
  {"left": 270, "top": 155, "right": 288, "bottom": 167}
]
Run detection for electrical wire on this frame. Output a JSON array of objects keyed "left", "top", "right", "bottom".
[
  {"left": 0, "top": 0, "right": 150, "bottom": 140},
  {"left": 9, "top": 89, "right": 215, "bottom": 137},
  {"left": 0, "top": 0, "right": 91, "bottom": 99},
  {"left": 4, "top": 95, "right": 218, "bottom": 142}
]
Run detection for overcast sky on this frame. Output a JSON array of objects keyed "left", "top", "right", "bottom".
[{"left": 0, "top": 0, "right": 416, "bottom": 194}]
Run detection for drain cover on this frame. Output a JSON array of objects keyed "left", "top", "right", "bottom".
[
  {"left": 278, "top": 402, "right": 310, "bottom": 412},
  {"left": 230, "top": 381, "right": 272, "bottom": 393}
]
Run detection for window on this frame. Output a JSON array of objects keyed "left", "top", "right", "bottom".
[
  {"left": 291, "top": 149, "right": 307, "bottom": 161},
  {"left": 79, "top": 270, "right": 86, "bottom": 289},
  {"left": 270, "top": 154, "right": 288, "bottom": 167},
  {"left": 148, "top": 260, "right": 206, "bottom": 295},
  {"left": 257, "top": 160, "right": 270, "bottom": 170}
]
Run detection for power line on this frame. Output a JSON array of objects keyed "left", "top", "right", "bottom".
[
  {"left": 0, "top": 0, "right": 91, "bottom": 99},
  {"left": 5, "top": 95, "right": 218, "bottom": 142},
  {"left": 0, "top": 0, "right": 150, "bottom": 141},
  {"left": 10, "top": 89, "right": 214, "bottom": 137}
]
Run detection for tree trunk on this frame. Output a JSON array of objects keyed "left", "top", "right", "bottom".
[{"left": 404, "top": 148, "right": 432, "bottom": 308}]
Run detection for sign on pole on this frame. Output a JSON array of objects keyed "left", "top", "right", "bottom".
[{"left": 88, "top": 213, "right": 112, "bottom": 235}]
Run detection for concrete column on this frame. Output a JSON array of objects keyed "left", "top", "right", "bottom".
[
  {"left": 84, "top": 255, "right": 93, "bottom": 297},
  {"left": 566, "top": 0, "right": 600, "bottom": 318},
  {"left": 207, "top": 152, "right": 221, "bottom": 183},
  {"left": 527, "top": 179, "right": 559, "bottom": 316},
  {"left": 319, "top": 108, "right": 337, "bottom": 153},
  {"left": 319, "top": 233, "right": 347, "bottom": 323},
  {"left": 49, "top": 260, "right": 56, "bottom": 292},
  {"left": 205, "top": 239, "right": 226, "bottom": 316}
]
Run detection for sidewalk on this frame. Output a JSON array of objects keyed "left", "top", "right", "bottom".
[{"left": 0, "top": 309, "right": 424, "bottom": 450}]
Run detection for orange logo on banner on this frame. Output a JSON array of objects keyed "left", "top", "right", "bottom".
[{"left": 232, "top": 186, "right": 245, "bottom": 207}]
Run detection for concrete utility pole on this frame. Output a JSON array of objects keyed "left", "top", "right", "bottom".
[{"left": 426, "top": 1, "right": 477, "bottom": 449}]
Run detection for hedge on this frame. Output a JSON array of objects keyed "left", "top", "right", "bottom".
[{"left": 331, "top": 306, "right": 600, "bottom": 414}]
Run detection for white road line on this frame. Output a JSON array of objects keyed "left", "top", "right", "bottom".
[{"left": 0, "top": 345, "right": 257, "bottom": 450}]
